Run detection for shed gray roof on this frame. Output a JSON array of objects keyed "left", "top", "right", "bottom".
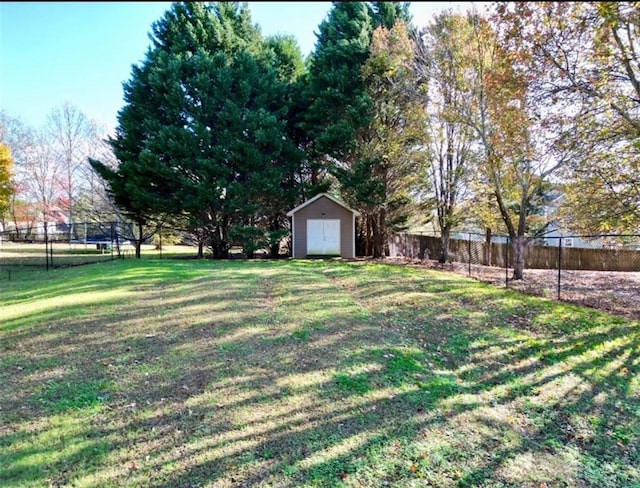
[{"left": 286, "top": 193, "right": 361, "bottom": 217}]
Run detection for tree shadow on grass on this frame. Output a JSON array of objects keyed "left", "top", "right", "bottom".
[{"left": 1, "top": 260, "right": 638, "bottom": 487}]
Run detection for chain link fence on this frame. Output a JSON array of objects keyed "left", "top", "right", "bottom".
[
  {"left": 0, "top": 222, "right": 139, "bottom": 280},
  {"left": 4, "top": 222, "right": 639, "bottom": 318},
  {"left": 0, "top": 219, "right": 290, "bottom": 281},
  {"left": 389, "top": 232, "right": 640, "bottom": 319}
]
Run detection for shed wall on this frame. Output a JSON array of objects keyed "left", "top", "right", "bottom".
[{"left": 292, "top": 196, "right": 355, "bottom": 258}]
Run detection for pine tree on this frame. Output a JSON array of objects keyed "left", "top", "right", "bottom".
[
  {"left": 91, "top": 2, "right": 305, "bottom": 258},
  {"left": 305, "top": 2, "right": 374, "bottom": 160},
  {"left": 305, "top": 2, "right": 424, "bottom": 257}
]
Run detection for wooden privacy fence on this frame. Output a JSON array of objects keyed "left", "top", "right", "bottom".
[
  {"left": 389, "top": 233, "right": 508, "bottom": 267},
  {"left": 389, "top": 233, "right": 640, "bottom": 272}
]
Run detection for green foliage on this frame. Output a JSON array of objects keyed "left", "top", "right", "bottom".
[
  {"left": 305, "top": 4, "right": 426, "bottom": 257},
  {"left": 229, "top": 225, "right": 268, "bottom": 257},
  {"left": 304, "top": 2, "right": 374, "bottom": 158},
  {"left": 91, "top": 2, "right": 306, "bottom": 259},
  {"left": 372, "top": 1, "right": 412, "bottom": 29}
]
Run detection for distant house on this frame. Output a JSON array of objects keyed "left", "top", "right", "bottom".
[
  {"left": 287, "top": 193, "right": 360, "bottom": 259},
  {"left": 538, "top": 192, "right": 603, "bottom": 249},
  {"left": 2, "top": 206, "right": 69, "bottom": 240},
  {"left": 447, "top": 191, "right": 604, "bottom": 249}
]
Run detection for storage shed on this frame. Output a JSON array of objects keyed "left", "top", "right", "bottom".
[{"left": 286, "top": 193, "right": 361, "bottom": 259}]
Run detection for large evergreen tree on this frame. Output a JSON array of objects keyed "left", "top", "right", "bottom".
[
  {"left": 304, "top": 1, "right": 419, "bottom": 258},
  {"left": 304, "top": 2, "right": 375, "bottom": 160},
  {"left": 91, "top": 2, "right": 305, "bottom": 258}
]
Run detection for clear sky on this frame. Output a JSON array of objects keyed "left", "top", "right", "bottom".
[{"left": 0, "top": 1, "right": 485, "bottom": 134}]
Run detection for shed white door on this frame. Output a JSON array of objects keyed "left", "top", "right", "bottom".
[{"left": 307, "top": 219, "right": 340, "bottom": 255}]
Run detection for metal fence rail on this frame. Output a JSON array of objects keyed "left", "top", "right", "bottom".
[
  {"left": 3, "top": 222, "right": 639, "bottom": 319},
  {"left": 0, "top": 222, "right": 138, "bottom": 280},
  {"left": 389, "top": 232, "right": 640, "bottom": 319}
]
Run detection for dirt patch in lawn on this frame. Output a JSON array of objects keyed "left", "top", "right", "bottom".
[{"left": 385, "top": 257, "right": 640, "bottom": 320}]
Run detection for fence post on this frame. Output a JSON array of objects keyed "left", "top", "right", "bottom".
[
  {"left": 110, "top": 222, "right": 115, "bottom": 260},
  {"left": 505, "top": 236, "right": 509, "bottom": 287},
  {"left": 557, "top": 237, "right": 562, "bottom": 301},
  {"left": 44, "top": 222, "right": 49, "bottom": 272},
  {"left": 468, "top": 233, "right": 472, "bottom": 276}
]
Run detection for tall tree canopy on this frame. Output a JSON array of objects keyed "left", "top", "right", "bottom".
[
  {"left": 445, "top": 10, "right": 577, "bottom": 279},
  {"left": 417, "top": 12, "right": 478, "bottom": 263},
  {"left": 304, "top": 1, "right": 421, "bottom": 258},
  {"left": 304, "top": 2, "right": 375, "bottom": 160},
  {"left": 354, "top": 20, "right": 427, "bottom": 257},
  {"left": 493, "top": 1, "right": 640, "bottom": 234},
  {"left": 85, "top": 0, "right": 640, "bottom": 266},
  {"left": 91, "top": 2, "right": 305, "bottom": 258}
]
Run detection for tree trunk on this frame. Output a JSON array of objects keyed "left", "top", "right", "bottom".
[
  {"left": 270, "top": 243, "right": 279, "bottom": 259},
  {"left": 485, "top": 228, "right": 492, "bottom": 266},
  {"left": 372, "top": 211, "right": 386, "bottom": 259},
  {"left": 212, "top": 240, "right": 229, "bottom": 259},
  {"left": 135, "top": 221, "right": 143, "bottom": 259},
  {"left": 512, "top": 235, "right": 527, "bottom": 280},
  {"left": 197, "top": 240, "right": 204, "bottom": 259},
  {"left": 269, "top": 221, "right": 281, "bottom": 258},
  {"left": 209, "top": 223, "right": 230, "bottom": 259},
  {"left": 373, "top": 242, "right": 384, "bottom": 258},
  {"left": 439, "top": 228, "right": 450, "bottom": 263},
  {"left": 365, "top": 215, "right": 373, "bottom": 257}
]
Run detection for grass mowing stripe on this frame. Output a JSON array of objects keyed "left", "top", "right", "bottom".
[{"left": 0, "top": 259, "right": 638, "bottom": 487}]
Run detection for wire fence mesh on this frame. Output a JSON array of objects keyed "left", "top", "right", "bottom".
[
  {"left": 389, "top": 231, "right": 640, "bottom": 319},
  {"left": 3, "top": 222, "right": 639, "bottom": 319},
  {"left": 0, "top": 222, "right": 138, "bottom": 280}
]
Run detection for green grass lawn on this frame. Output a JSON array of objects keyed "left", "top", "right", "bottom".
[{"left": 1, "top": 258, "right": 638, "bottom": 487}]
